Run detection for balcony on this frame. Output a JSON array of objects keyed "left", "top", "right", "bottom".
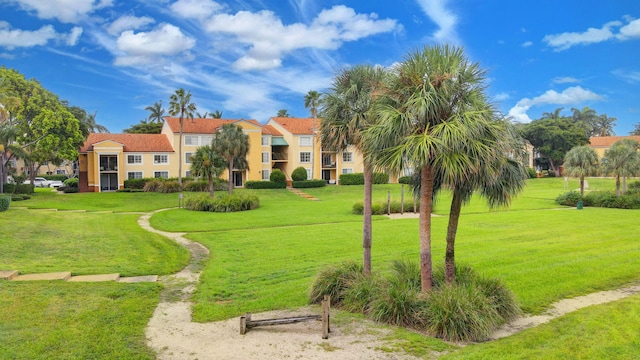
[{"left": 272, "top": 152, "right": 288, "bottom": 162}]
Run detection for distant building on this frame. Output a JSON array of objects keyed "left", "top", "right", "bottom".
[{"left": 588, "top": 136, "right": 640, "bottom": 158}]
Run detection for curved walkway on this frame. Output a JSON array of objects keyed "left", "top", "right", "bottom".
[{"left": 138, "top": 209, "right": 640, "bottom": 359}]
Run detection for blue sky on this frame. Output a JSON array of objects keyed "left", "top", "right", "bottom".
[{"left": 1, "top": 0, "right": 639, "bottom": 134}]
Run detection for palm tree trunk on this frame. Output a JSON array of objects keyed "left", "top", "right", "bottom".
[
  {"left": 208, "top": 174, "right": 214, "bottom": 198},
  {"left": 549, "top": 157, "right": 560, "bottom": 177},
  {"left": 419, "top": 165, "right": 434, "bottom": 292},
  {"left": 362, "top": 161, "right": 373, "bottom": 277},
  {"left": 445, "top": 191, "right": 463, "bottom": 285},
  {"left": 227, "top": 161, "right": 234, "bottom": 195},
  {"left": 616, "top": 176, "right": 621, "bottom": 196},
  {"left": 579, "top": 176, "right": 584, "bottom": 196},
  {"left": 178, "top": 116, "right": 183, "bottom": 186},
  {"left": 622, "top": 176, "right": 627, "bottom": 195}
]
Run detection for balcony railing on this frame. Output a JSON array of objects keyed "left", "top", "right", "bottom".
[{"left": 272, "top": 152, "right": 288, "bottom": 161}]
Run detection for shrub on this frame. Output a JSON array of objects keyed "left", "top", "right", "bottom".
[
  {"left": 64, "top": 178, "right": 78, "bottom": 188},
  {"left": 270, "top": 169, "right": 286, "bottom": 184},
  {"left": 43, "top": 175, "right": 68, "bottom": 181},
  {"left": 398, "top": 176, "right": 412, "bottom": 185},
  {"left": 245, "top": 180, "right": 286, "bottom": 189},
  {"left": 340, "top": 173, "right": 390, "bottom": 185},
  {"left": 526, "top": 167, "right": 537, "bottom": 179},
  {"left": 629, "top": 181, "right": 640, "bottom": 191},
  {"left": 555, "top": 191, "right": 583, "bottom": 207},
  {"left": 11, "top": 194, "right": 30, "bottom": 201},
  {"left": 292, "top": 180, "right": 326, "bottom": 188},
  {"left": 3, "top": 183, "right": 15, "bottom": 194},
  {"left": 158, "top": 180, "right": 182, "bottom": 193},
  {"left": 369, "top": 277, "right": 427, "bottom": 328},
  {"left": 0, "top": 195, "right": 10, "bottom": 212},
  {"left": 547, "top": 170, "right": 556, "bottom": 177},
  {"left": 583, "top": 191, "right": 640, "bottom": 209},
  {"left": 185, "top": 193, "right": 259, "bottom": 212},
  {"left": 143, "top": 180, "right": 163, "bottom": 192},
  {"left": 309, "top": 261, "right": 363, "bottom": 306},
  {"left": 14, "top": 184, "right": 34, "bottom": 194},
  {"left": 372, "top": 173, "right": 389, "bottom": 184},
  {"left": 291, "top": 167, "right": 308, "bottom": 181},
  {"left": 352, "top": 200, "right": 419, "bottom": 215},
  {"left": 341, "top": 275, "right": 380, "bottom": 313},
  {"left": 115, "top": 188, "right": 144, "bottom": 193},
  {"left": 124, "top": 178, "right": 148, "bottom": 189},
  {"left": 183, "top": 180, "right": 209, "bottom": 192},
  {"left": 63, "top": 187, "right": 79, "bottom": 193}
]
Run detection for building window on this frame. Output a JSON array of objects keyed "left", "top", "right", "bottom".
[
  {"left": 127, "top": 154, "right": 142, "bottom": 164},
  {"left": 154, "top": 171, "right": 169, "bottom": 178},
  {"left": 201, "top": 135, "right": 213, "bottom": 145},
  {"left": 128, "top": 171, "right": 143, "bottom": 179},
  {"left": 185, "top": 170, "right": 192, "bottom": 177},
  {"left": 262, "top": 136, "right": 269, "bottom": 146},
  {"left": 262, "top": 152, "right": 270, "bottom": 163},
  {"left": 56, "top": 170, "right": 67, "bottom": 175},
  {"left": 299, "top": 152, "right": 311, "bottom": 163},
  {"left": 185, "top": 135, "right": 198, "bottom": 146},
  {"left": 306, "top": 168, "right": 312, "bottom": 179},
  {"left": 154, "top": 154, "right": 168, "bottom": 164},
  {"left": 299, "top": 136, "right": 312, "bottom": 146},
  {"left": 342, "top": 152, "right": 353, "bottom": 162},
  {"left": 261, "top": 170, "right": 270, "bottom": 180},
  {"left": 185, "top": 152, "right": 193, "bottom": 164},
  {"left": 342, "top": 168, "right": 353, "bottom": 174}
]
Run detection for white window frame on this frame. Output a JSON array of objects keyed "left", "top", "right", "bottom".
[
  {"left": 262, "top": 136, "right": 269, "bottom": 146},
  {"left": 306, "top": 168, "right": 312, "bottom": 179},
  {"left": 56, "top": 169, "right": 67, "bottom": 175},
  {"left": 342, "top": 152, "right": 353, "bottom": 163},
  {"left": 201, "top": 135, "right": 213, "bottom": 145},
  {"left": 128, "top": 171, "right": 143, "bottom": 179},
  {"left": 154, "top": 154, "right": 169, "bottom": 164},
  {"left": 299, "top": 136, "right": 312, "bottom": 146},
  {"left": 261, "top": 169, "right": 270, "bottom": 180},
  {"left": 262, "top": 152, "right": 270, "bottom": 164},
  {"left": 184, "top": 135, "right": 199, "bottom": 146},
  {"left": 185, "top": 152, "right": 194, "bottom": 164},
  {"left": 154, "top": 171, "right": 169, "bottom": 179},
  {"left": 342, "top": 168, "right": 353, "bottom": 174},
  {"left": 185, "top": 170, "right": 192, "bottom": 178},
  {"left": 127, "top": 154, "right": 143, "bottom": 165},
  {"left": 299, "top": 152, "right": 311, "bottom": 163}
]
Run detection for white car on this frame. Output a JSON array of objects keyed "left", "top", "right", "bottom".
[
  {"left": 49, "top": 180, "right": 64, "bottom": 188},
  {"left": 23, "top": 177, "right": 51, "bottom": 187}
]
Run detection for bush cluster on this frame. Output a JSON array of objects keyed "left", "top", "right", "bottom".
[
  {"left": 270, "top": 169, "right": 287, "bottom": 184},
  {"left": 352, "top": 200, "right": 419, "bottom": 215},
  {"left": 398, "top": 176, "right": 412, "bottom": 185},
  {"left": 2, "top": 183, "right": 34, "bottom": 194},
  {"left": 292, "top": 180, "right": 326, "bottom": 188},
  {"left": 339, "top": 173, "right": 389, "bottom": 185},
  {"left": 526, "top": 167, "right": 537, "bottom": 179},
  {"left": 555, "top": 191, "right": 583, "bottom": 207},
  {"left": 64, "top": 178, "right": 78, "bottom": 188},
  {"left": 291, "top": 167, "right": 308, "bottom": 181},
  {"left": 11, "top": 194, "right": 30, "bottom": 201},
  {"left": 309, "top": 261, "right": 520, "bottom": 342},
  {"left": 245, "top": 180, "right": 287, "bottom": 189},
  {"left": 556, "top": 190, "right": 640, "bottom": 209},
  {"left": 43, "top": 175, "right": 69, "bottom": 181},
  {"left": 0, "top": 195, "right": 10, "bottom": 212},
  {"left": 185, "top": 193, "right": 259, "bottom": 212}
]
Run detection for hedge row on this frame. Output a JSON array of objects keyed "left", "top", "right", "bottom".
[
  {"left": 556, "top": 190, "right": 640, "bottom": 209},
  {"left": 245, "top": 180, "right": 287, "bottom": 189},
  {"left": 2, "top": 183, "right": 34, "bottom": 194},
  {"left": 0, "top": 195, "right": 10, "bottom": 212},
  {"left": 339, "top": 173, "right": 389, "bottom": 185},
  {"left": 352, "top": 200, "right": 419, "bottom": 215},
  {"left": 185, "top": 193, "right": 259, "bottom": 212},
  {"left": 292, "top": 180, "right": 326, "bottom": 188}
]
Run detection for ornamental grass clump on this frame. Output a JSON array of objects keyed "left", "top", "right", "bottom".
[
  {"left": 185, "top": 193, "right": 259, "bottom": 212},
  {"left": 309, "top": 261, "right": 362, "bottom": 306}
]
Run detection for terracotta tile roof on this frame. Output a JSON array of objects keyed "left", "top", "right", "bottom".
[
  {"left": 589, "top": 136, "right": 640, "bottom": 147},
  {"left": 164, "top": 117, "right": 258, "bottom": 134},
  {"left": 262, "top": 125, "right": 282, "bottom": 136},
  {"left": 270, "top": 117, "right": 319, "bottom": 135},
  {"left": 79, "top": 133, "right": 174, "bottom": 153}
]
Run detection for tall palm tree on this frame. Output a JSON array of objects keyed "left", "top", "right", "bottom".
[
  {"left": 365, "top": 44, "right": 492, "bottom": 292},
  {"left": 83, "top": 111, "right": 109, "bottom": 133},
  {"left": 541, "top": 107, "right": 564, "bottom": 120},
  {"left": 168, "top": 89, "right": 197, "bottom": 186},
  {"left": 145, "top": 101, "right": 165, "bottom": 123},
  {"left": 600, "top": 139, "right": 640, "bottom": 196},
  {"left": 211, "top": 110, "right": 223, "bottom": 119},
  {"left": 277, "top": 109, "right": 290, "bottom": 117},
  {"left": 319, "top": 64, "right": 387, "bottom": 277},
  {"left": 563, "top": 145, "right": 599, "bottom": 196},
  {"left": 571, "top": 106, "right": 597, "bottom": 137},
  {"left": 593, "top": 114, "right": 617, "bottom": 137},
  {"left": 190, "top": 145, "right": 225, "bottom": 197},
  {"left": 196, "top": 111, "right": 209, "bottom": 119},
  {"left": 304, "top": 90, "right": 322, "bottom": 118},
  {"left": 211, "top": 123, "right": 249, "bottom": 195}
]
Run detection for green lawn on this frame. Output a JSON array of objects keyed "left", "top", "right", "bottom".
[{"left": 2, "top": 177, "right": 639, "bottom": 359}]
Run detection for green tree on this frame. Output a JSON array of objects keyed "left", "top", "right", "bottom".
[
  {"left": 277, "top": 109, "right": 290, "bottom": 117},
  {"left": 83, "top": 111, "right": 109, "bottom": 134},
  {"left": 630, "top": 122, "right": 640, "bottom": 136},
  {"left": 541, "top": 107, "right": 565, "bottom": 120},
  {"left": 190, "top": 145, "right": 225, "bottom": 197},
  {"left": 168, "top": 88, "right": 197, "bottom": 186},
  {"left": 0, "top": 122, "right": 24, "bottom": 193},
  {"left": 304, "top": 90, "right": 322, "bottom": 118},
  {"left": 600, "top": 139, "right": 640, "bottom": 196},
  {"left": 523, "top": 118, "right": 589, "bottom": 176},
  {"left": 571, "top": 106, "right": 598, "bottom": 137},
  {"left": 211, "top": 123, "right": 249, "bottom": 195},
  {"left": 563, "top": 145, "right": 599, "bottom": 196},
  {"left": 123, "top": 120, "right": 163, "bottom": 134},
  {"left": 365, "top": 45, "right": 493, "bottom": 292},
  {"left": 145, "top": 101, "right": 165, "bottom": 123},
  {"left": 319, "top": 64, "right": 386, "bottom": 277},
  {"left": 593, "top": 114, "right": 616, "bottom": 137},
  {"left": 211, "top": 110, "right": 223, "bottom": 119},
  {"left": 196, "top": 111, "right": 209, "bottom": 118}
]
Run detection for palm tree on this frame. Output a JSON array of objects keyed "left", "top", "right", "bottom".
[
  {"left": 145, "top": 101, "right": 165, "bottom": 123},
  {"left": 190, "top": 145, "right": 225, "bottom": 197},
  {"left": 168, "top": 88, "right": 197, "bottom": 186},
  {"left": 365, "top": 44, "right": 492, "bottom": 292},
  {"left": 541, "top": 107, "right": 564, "bottom": 120},
  {"left": 277, "top": 109, "right": 290, "bottom": 117},
  {"left": 319, "top": 64, "right": 387, "bottom": 277},
  {"left": 593, "top": 114, "right": 617, "bottom": 137},
  {"left": 563, "top": 145, "right": 599, "bottom": 196},
  {"left": 571, "top": 106, "right": 598, "bottom": 137},
  {"left": 211, "top": 110, "right": 223, "bottom": 119},
  {"left": 600, "top": 139, "right": 640, "bottom": 196},
  {"left": 304, "top": 90, "right": 322, "bottom": 118},
  {"left": 211, "top": 123, "right": 249, "bottom": 195},
  {"left": 631, "top": 122, "right": 640, "bottom": 136},
  {"left": 83, "top": 111, "right": 109, "bottom": 133},
  {"left": 196, "top": 111, "right": 209, "bottom": 119}
]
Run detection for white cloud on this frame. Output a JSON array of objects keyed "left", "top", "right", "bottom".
[
  {"left": 552, "top": 77, "right": 580, "bottom": 84},
  {"left": 543, "top": 17, "right": 640, "bottom": 51},
  {"left": 508, "top": 86, "right": 603, "bottom": 123},
  {"left": 66, "top": 26, "right": 83, "bottom": 46},
  {"left": 414, "top": 0, "right": 458, "bottom": 43},
  {"left": 618, "top": 18, "right": 640, "bottom": 39},
  {"left": 114, "top": 24, "right": 196, "bottom": 66},
  {"left": 0, "top": 22, "right": 57, "bottom": 49},
  {"left": 203, "top": 5, "right": 398, "bottom": 71},
  {"left": 612, "top": 69, "right": 640, "bottom": 83},
  {"left": 494, "top": 92, "right": 510, "bottom": 102},
  {"left": 522, "top": 41, "right": 533, "bottom": 47},
  {"left": 13, "top": 0, "right": 113, "bottom": 23},
  {"left": 171, "top": 0, "right": 223, "bottom": 20},
  {"left": 107, "top": 15, "right": 155, "bottom": 35}
]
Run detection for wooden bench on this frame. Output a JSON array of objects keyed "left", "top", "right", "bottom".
[{"left": 240, "top": 295, "right": 330, "bottom": 339}]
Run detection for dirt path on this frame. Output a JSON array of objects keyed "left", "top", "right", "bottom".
[{"left": 140, "top": 209, "right": 640, "bottom": 359}]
